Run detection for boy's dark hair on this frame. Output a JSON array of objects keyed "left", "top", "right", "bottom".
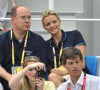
[{"left": 62, "top": 47, "right": 83, "bottom": 65}]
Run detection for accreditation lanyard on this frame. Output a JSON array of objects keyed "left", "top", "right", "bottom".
[
  {"left": 11, "top": 30, "right": 28, "bottom": 66},
  {"left": 67, "top": 72, "right": 86, "bottom": 90},
  {"left": 52, "top": 42, "right": 63, "bottom": 68}
]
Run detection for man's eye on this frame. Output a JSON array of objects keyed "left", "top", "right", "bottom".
[
  {"left": 28, "top": 16, "right": 31, "bottom": 20},
  {"left": 68, "top": 62, "right": 73, "bottom": 65},
  {"left": 76, "top": 61, "right": 80, "bottom": 64},
  {"left": 21, "top": 16, "right": 25, "bottom": 20}
]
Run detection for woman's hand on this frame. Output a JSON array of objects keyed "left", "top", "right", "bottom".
[
  {"left": 27, "top": 62, "right": 46, "bottom": 71},
  {"left": 35, "top": 77, "right": 44, "bottom": 90}
]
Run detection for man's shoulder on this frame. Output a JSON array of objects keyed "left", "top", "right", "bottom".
[
  {"left": 57, "top": 81, "right": 68, "bottom": 90},
  {"left": 0, "top": 31, "right": 10, "bottom": 41},
  {"left": 86, "top": 74, "right": 100, "bottom": 81},
  {"left": 29, "top": 30, "right": 44, "bottom": 40}
]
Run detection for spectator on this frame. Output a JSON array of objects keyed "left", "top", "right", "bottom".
[
  {"left": 9, "top": 56, "right": 55, "bottom": 90},
  {"left": 0, "top": 5, "right": 47, "bottom": 90},
  {"left": 57, "top": 47, "right": 100, "bottom": 90},
  {"left": 42, "top": 10, "right": 90, "bottom": 88}
]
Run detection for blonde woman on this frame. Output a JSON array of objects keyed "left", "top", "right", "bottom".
[
  {"left": 42, "top": 10, "right": 90, "bottom": 87},
  {"left": 9, "top": 56, "right": 55, "bottom": 90}
]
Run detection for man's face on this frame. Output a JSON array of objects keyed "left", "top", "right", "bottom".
[
  {"left": 64, "top": 55, "right": 83, "bottom": 78},
  {"left": 12, "top": 6, "right": 31, "bottom": 31}
]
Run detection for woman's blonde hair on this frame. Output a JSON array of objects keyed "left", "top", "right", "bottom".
[
  {"left": 22, "top": 56, "right": 40, "bottom": 90},
  {"left": 42, "top": 10, "right": 60, "bottom": 25}
]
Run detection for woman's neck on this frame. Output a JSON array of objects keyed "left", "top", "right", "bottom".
[{"left": 53, "top": 30, "right": 62, "bottom": 47}]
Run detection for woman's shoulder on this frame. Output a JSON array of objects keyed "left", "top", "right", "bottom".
[
  {"left": 66, "top": 30, "right": 80, "bottom": 34},
  {"left": 44, "top": 81, "right": 56, "bottom": 90}
]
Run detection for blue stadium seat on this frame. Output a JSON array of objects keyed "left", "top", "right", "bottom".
[{"left": 85, "top": 56, "right": 98, "bottom": 76}]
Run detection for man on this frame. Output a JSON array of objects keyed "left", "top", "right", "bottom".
[
  {"left": 57, "top": 47, "right": 100, "bottom": 90},
  {"left": 0, "top": 5, "right": 47, "bottom": 90}
]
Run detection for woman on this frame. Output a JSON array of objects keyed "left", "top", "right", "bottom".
[
  {"left": 42, "top": 10, "right": 90, "bottom": 87},
  {"left": 9, "top": 56, "right": 56, "bottom": 90}
]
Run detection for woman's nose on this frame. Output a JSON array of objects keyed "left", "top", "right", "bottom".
[{"left": 50, "top": 23, "right": 54, "bottom": 27}]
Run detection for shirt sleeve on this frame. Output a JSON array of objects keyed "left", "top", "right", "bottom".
[
  {"left": 44, "top": 81, "right": 56, "bottom": 90},
  {"left": 74, "top": 30, "right": 86, "bottom": 47},
  {"left": 97, "top": 78, "right": 100, "bottom": 90},
  {"left": 0, "top": 37, "right": 4, "bottom": 65}
]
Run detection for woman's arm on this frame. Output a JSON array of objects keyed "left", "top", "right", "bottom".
[
  {"left": 9, "top": 62, "right": 45, "bottom": 90},
  {"left": 35, "top": 77, "right": 44, "bottom": 90},
  {"left": 76, "top": 44, "right": 86, "bottom": 68}
]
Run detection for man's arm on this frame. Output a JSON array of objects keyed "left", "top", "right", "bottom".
[
  {"left": 12, "top": 0, "right": 15, "bottom": 7},
  {"left": 0, "top": 66, "right": 12, "bottom": 83}
]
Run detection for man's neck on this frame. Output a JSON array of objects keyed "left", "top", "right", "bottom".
[
  {"left": 13, "top": 28, "right": 27, "bottom": 42},
  {"left": 71, "top": 74, "right": 81, "bottom": 85}
]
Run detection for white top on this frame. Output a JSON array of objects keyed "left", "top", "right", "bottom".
[{"left": 57, "top": 72, "right": 100, "bottom": 90}]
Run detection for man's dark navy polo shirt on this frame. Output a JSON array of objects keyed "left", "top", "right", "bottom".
[
  {"left": 46, "top": 30, "right": 86, "bottom": 70},
  {"left": 0, "top": 30, "right": 48, "bottom": 90}
]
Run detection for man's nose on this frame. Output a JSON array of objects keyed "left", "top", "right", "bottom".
[{"left": 73, "top": 63, "right": 77, "bottom": 67}]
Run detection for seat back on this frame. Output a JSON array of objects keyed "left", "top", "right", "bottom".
[{"left": 85, "top": 56, "right": 98, "bottom": 76}]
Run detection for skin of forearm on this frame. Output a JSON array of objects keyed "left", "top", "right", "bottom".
[
  {"left": 9, "top": 66, "right": 29, "bottom": 89},
  {"left": 0, "top": 66, "right": 12, "bottom": 82},
  {"left": 76, "top": 45, "right": 86, "bottom": 68},
  {"left": 12, "top": 0, "right": 15, "bottom": 7}
]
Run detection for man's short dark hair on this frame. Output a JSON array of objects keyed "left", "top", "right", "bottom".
[
  {"left": 11, "top": 5, "right": 25, "bottom": 17},
  {"left": 62, "top": 47, "right": 83, "bottom": 65}
]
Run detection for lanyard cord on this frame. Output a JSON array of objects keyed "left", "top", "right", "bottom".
[
  {"left": 52, "top": 46, "right": 57, "bottom": 68},
  {"left": 52, "top": 42, "right": 63, "bottom": 68},
  {"left": 11, "top": 30, "right": 28, "bottom": 66},
  {"left": 67, "top": 72, "right": 86, "bottom": 90},
  {"left": 82, "top": 72, "right": 86, "bottom": 90}
]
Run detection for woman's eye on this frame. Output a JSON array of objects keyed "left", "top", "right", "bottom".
[
  {"left": 46, "top": 23, "right": 50, "bottom": 26},
  {"left": 29, "top": 69, "right": 33, "bottom": 71},
  {"left": 53, "top": 20, "right": 57, "bottom": 24}
]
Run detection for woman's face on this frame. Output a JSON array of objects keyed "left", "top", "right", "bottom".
[
  {"left": 26, "top": 62, "right": 36, "bottom": 81},
  {"left": 43, "top": 15, "right": 61, "bottom": 36}
]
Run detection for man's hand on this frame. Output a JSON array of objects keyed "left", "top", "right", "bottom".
[{"left": 51, "top": 68, "right": 64, "bottom": 76}]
